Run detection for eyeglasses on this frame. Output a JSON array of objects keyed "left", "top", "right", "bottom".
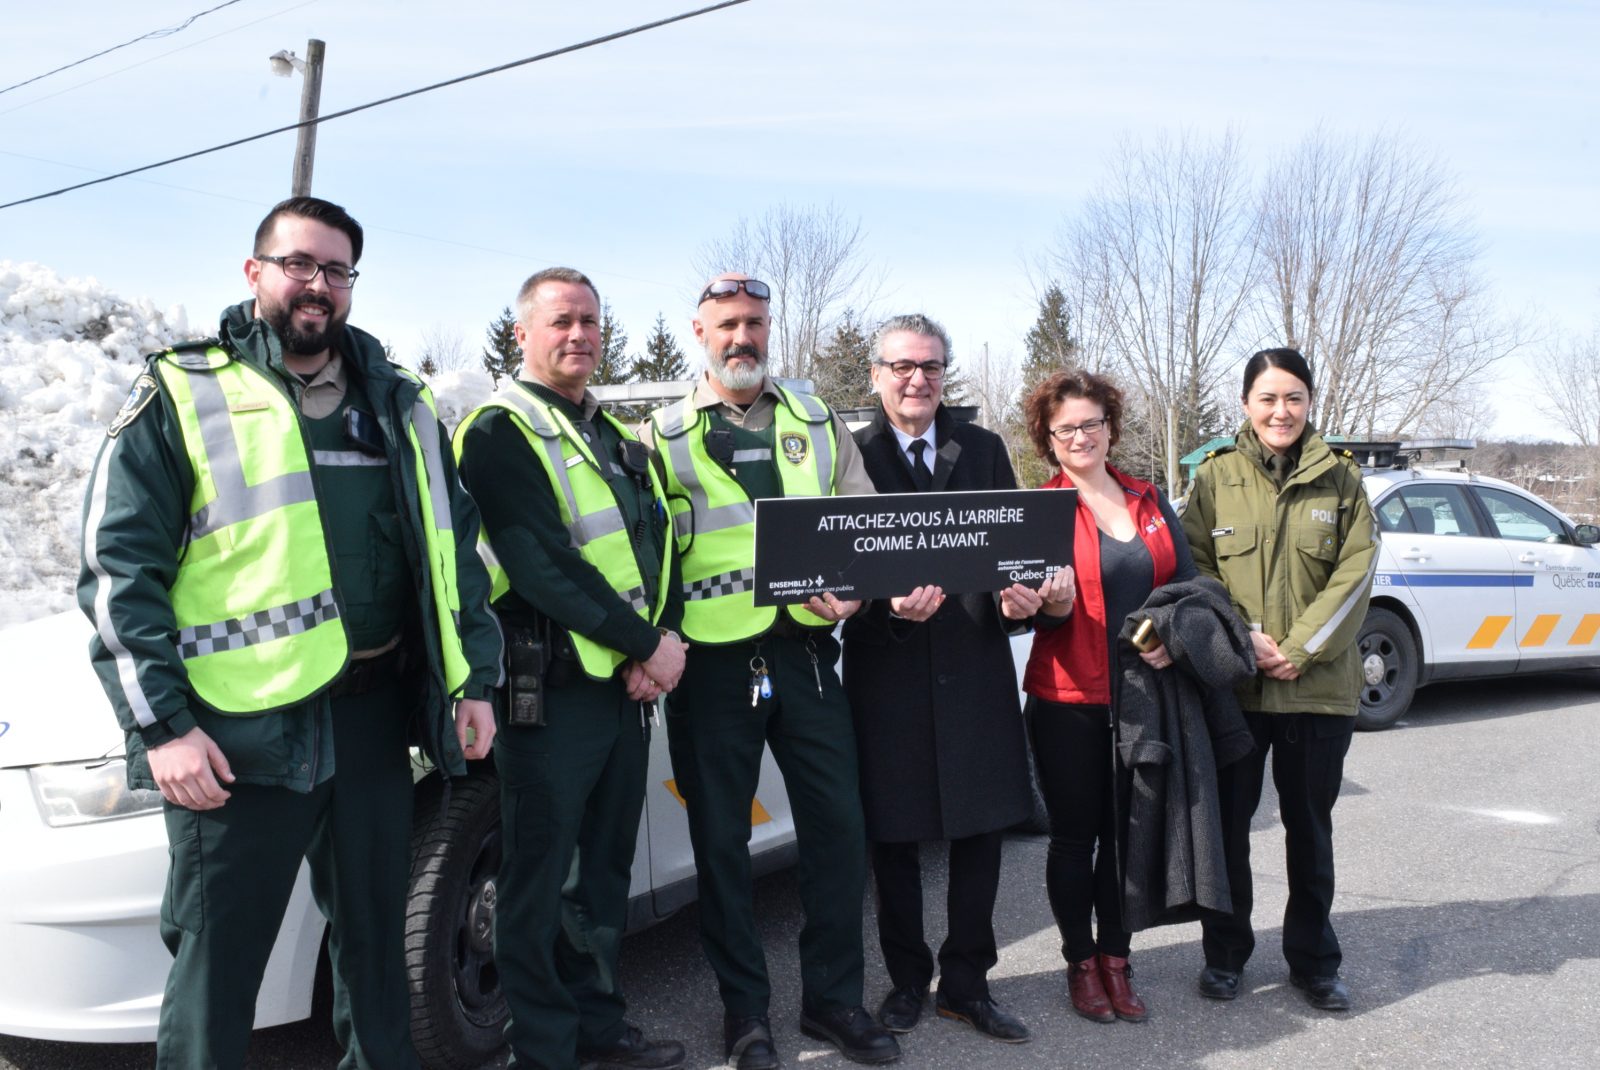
[
  {"left": 1048, "top": 418, "right": 1106, "bottom": 441},
  {"left": 699, "top": 278, "right": 771, "bottom": 304},
  {"left": 874, "top": 360, "right": 946, "bottom": 381},
  {"left": 257, "top": 254, "right": 359, "bottom": 289}
]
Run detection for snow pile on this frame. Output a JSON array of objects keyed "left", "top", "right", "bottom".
[
  {"left": 0, "top": 262, "right": 500, "bottom": 629},
  {"left": 0, "top": 262, "right": 193, "bottom": 627}
]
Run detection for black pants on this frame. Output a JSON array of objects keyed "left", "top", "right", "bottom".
[
  {"left": 1202, "top": 711, "right": 1354, "bottom": 978},
  {"left": 871, "top": 832, "right": 1004, "bottom": 1002},
  {"left": 666, "top": 633, "right": 867, "bottom": 1018},
  {"left": 1028, "top": 700, "right": 1129, "bottom": 962}
]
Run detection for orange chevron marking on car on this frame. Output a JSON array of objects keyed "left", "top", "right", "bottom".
[
  {"left": 1519, "top": 614, "right": 1561, "bottom": 648},
  {"left": 663, "top": 778, "right": 772, "bottom": 826},
  {"left": 1466, "top": 616, "right": 1512, "bottom": 650},
  {"left": 1570, "top": 614, "right": 1600, "bottom": 646}
]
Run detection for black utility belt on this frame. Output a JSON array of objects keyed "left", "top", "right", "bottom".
[{"left": 330, "top": 643, "right": 405, "bottom": 698}]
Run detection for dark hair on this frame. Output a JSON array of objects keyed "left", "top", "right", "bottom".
[
  {"left": 253, "top": 196, "right": 365, "bottom": 265},
  {"left": 1241, "top": 347, "right": 1314, "bottom": 400},
  {"left": 516, "top": 267, "right": 601, "bottom": 321},
  {"left": 1022, "top": 368, "right": 1123, "bottom": 462}
]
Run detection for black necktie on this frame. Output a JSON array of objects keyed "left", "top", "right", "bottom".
[{"left": 908, "top": 439, "right": 933, "bottom": 492}]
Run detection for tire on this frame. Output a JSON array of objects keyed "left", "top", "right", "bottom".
[
  {"left": 406, "top": 769, "right": 507, "bottom": 1069},
  {"left": 1356, "top": 606, "right": 1419, "bottom": 731}
]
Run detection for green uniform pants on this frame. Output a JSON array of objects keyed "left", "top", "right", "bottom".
[
  {"left": 156, "top": 680, "right": 417, "bottom": 1070},
  {"left": 666, "top": 632, "right": 867, "bottom": 1017},
  {"left": 494, "top": 672, "right": 648, "bottom": 1070}
]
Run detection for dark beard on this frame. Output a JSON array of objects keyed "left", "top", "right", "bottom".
[{"left": 263, "top": 294, "right": 344, "bottom": 356}]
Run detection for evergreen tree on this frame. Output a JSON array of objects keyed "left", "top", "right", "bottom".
[
  {"left": 1010, "top": 284, "right": 1082, "bottom": 487},
  {"left": 481, "top": 306, "right": 520, "bottom": 383},
  {"left": 592, "top": 301, "right": 632, "bottom": 386},
  {"left": 633, "top": 313, "right": 690, "bottom": 383},
  {"left": 810, "top": 309, "right": 876, "bottom": 411}
]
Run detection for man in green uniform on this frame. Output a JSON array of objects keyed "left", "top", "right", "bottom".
[
  {"left": 77, "top": 196, "right": 503, "bottom": 1070},
  {"left": 454, "top": 267, "right": 688, "bottom": 1070},
  {"left": 639, "top": 275, "right": 900, "bottom": 1068}
]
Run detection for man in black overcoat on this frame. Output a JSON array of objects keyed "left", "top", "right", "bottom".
[{"left": 841, "top": 314, "right": 1035, "bottom": 1044}]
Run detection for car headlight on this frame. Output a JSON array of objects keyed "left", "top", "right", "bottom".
[{"left": 28, "top": 758, "right": 164, "bottom": 827}]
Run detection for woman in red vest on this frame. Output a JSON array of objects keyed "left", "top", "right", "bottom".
[{"left": 1002, "top": 369, "right": 1197, "bottom": 1025}]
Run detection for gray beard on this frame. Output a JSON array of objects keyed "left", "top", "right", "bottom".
[{"left": 710, "top": 356, "right": 766, "bottom": 392}]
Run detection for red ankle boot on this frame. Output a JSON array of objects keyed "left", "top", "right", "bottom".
[
  {"left": 1097, "top": 953, "right": 1149, "bottom": 1022},
  {"left": 1068, "top": 958, "right": 1114, "bottom": 1023}
]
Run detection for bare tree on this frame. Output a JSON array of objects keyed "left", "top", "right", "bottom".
[
  {"left": 416, "top": 323, "right": 471, "bottom": 377},
  {"left": 1050, "top": 131, "right": 1259, "bottom": 492},
  {"left": 1540, "top": 328, "right": 1600, "bottom": 447},
  {"left": 1253, "top": 129, "right": 1516, "bottom": 437},
  {"left": 694, "top": 202, "right": 881, "bottom": 380}
]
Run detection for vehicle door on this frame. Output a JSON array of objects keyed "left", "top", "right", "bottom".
[
  {"left": 1370, "top": 481, "right": 1519, "bottom": 675},
  {"left": 1469, "top": 485, "right": 1600, "bottom": 669}
]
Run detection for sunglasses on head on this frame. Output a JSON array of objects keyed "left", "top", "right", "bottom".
[{"left": 699, "top": 278, "right": 771, "bottom": 304}]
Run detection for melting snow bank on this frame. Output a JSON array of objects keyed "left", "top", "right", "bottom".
[{"left": 0, "top": 261, "right": 497, "bottom": 629}]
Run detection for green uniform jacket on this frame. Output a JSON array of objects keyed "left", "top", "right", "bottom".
[
  {"left": 1180, "top": 424, "right": 1378, "bottom": 716},
  {"left": 78, "top": 302, "right": 504, "bottom": 790}
]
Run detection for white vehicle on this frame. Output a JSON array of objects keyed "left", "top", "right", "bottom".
[
  {"left": 1355, "top": 457, "right": 1600, "bottom": 730},
  {"left": 0, "top": 608, "right": 800, "bottom": 1066}
]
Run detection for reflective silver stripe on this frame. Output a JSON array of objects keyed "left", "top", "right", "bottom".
[
  {"left": 477, "top": 540, "right": 502, "bottom": 572},
  {"left": 783, "top": 390, "right": 836, "bottom": 488},
  {"left": 658, "top": 402, "right": 754, "bottom": 538},
  {"left": 683, "top": 568, "right": 755, "bottom": 600},
  {"left": 313, "top": 449, "right": 388, "bottom": 467},
  {"left": 1303, "top": 529, "right": 1381, "bottom": 656},
  {"left": 83, "top": 434, "right": 160, "bottom": 728},
  {"left": 498, "top": 390, "right": 627, "bottom": 548},
  {"left": 176, "top": 589, "right": 340, "bottom": 660},
  {"left": 183, "top": 371, "right": 316, "bottom": 540},
  {"left": 411, "top": 400, "right": 454, "bottom": 538},
  {"left": 731, "top": 448, "right": 772, "bottom": 463}
]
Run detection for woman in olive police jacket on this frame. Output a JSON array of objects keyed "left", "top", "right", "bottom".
[{"left": 1181, "top": 348, "right": 1378, "bottom": 1012}]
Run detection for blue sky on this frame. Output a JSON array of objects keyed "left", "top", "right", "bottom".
[{"left": 3, "top": 0, "right": 1595, "bottom": 438}]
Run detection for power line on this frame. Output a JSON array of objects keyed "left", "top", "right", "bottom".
[
  {"left": 0, "top": 0, "right": 751, "bottom": 213},
  {"left": 0, "top": 0, "right": 253, "bottom": 97}
]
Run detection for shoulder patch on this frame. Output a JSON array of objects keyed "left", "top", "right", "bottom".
[{"left": 107, "top": 373, "right": 159, "bottom": 438}]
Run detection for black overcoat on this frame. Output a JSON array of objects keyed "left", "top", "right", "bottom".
[{"left": 841, "top": 405, "right": 1034, "bottom": 843}]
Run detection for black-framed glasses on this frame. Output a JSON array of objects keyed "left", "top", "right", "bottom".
[
  {"left": 699, "top": 278, "right": 771, "bottom": 304},
  {"left": 873, "top": 359, "right": 946, "bottom": 381},
  {"left": 257, "top": 254, "right": 359, "bottom": 289},
  {"left": 1049, "top": 418, "right": 1106, "bottom": 441}
]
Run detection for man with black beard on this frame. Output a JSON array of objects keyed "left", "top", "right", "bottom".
[
  {"left": 639, "top": 276, "right": 898, "bottom": 1068},
  {"left": 78, "top": 196, "right": 503, "bottom": 1069}
]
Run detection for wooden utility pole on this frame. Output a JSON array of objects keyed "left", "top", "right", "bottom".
[{"left": 290, "top": 39, "right": 325, "bottom": 197}]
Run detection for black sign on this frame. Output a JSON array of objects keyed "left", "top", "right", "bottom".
[{"left": 753, "top": 488, "right": 1076, "bottom": 605}]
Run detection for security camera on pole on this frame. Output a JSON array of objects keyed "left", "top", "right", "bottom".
[{"left": 269, "top": 39, "right": 325, "bottom": 197}]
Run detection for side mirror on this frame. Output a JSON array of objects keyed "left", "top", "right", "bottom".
[{"left": 1572, "top": 524, "right": 1600, "bottom": 546}]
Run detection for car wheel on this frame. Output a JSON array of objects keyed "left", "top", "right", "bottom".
[
  {"left": 406, "top": 769, "right": 507, "bottom": 1069},
  {"left": 1356, "top": 607, "right": 1418, "bottom": 731}
]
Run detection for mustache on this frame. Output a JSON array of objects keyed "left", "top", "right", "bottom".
[
  {"left": 719, "top": 343, "right": 763, "bottom": 362},
  {"left": 292, "top": 294, "right": 334, "bottom": 314}
]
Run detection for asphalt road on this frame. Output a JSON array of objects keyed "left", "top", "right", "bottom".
[{"left": 5, "top": 670, "right": 1598, "bottom": 1069}]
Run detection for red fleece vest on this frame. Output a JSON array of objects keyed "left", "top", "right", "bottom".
[{"left": 1022, "top": 466, "right": 1178, "bottom": 705}]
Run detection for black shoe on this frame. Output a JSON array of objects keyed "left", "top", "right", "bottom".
[
  {"left": 723, "top": 1014, "right": 779, "bottom": 1070},
  {"left": 1198, "top": 966, "right": 1241, "bottom": 1001},
  {"left": 934, "top": 991, "right": 1030, "bottom": 1043},
  {"left": 799, "top": 1005, "right": 902, "bottom": 1065},
  {"left": 578, "top": 1023, "right": 686, "bottom": 1070},
  {"left": 877, "top": 986, "right": 927, "bottom": 1034},
  {"left": 1290, "top": 973, "right": 1351, "bottom": 1011}
]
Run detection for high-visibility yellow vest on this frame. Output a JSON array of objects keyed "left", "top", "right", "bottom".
[
  {"left": 154, "top": 347, "right": 470, "bottom": 713},
  {"left": 649, "top": 384, "right": 837, "bottom": 645},
  {"left": 454, "top": 387, "right": 670, "bottom": 679}
]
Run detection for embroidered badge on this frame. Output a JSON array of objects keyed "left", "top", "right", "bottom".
[
  {"left": 107, "top": 373, "right": 158, "bottom": 438},
  {"left": 780, "top": 432, "right": 808, "bottom": 465}
]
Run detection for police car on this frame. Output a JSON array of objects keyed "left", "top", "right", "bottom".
[{"left": 1356, "top": 448, "right": 1600, "bottom": 730}]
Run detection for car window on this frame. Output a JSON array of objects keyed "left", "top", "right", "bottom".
[
  {"left": 1473, "top": 487, "right": 1567, "bottom": 543},
  {"left": 1392, "top": 485, "right": 1481, "bottom": 537}
]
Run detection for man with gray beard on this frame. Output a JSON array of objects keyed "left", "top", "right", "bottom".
[{"left": 639, "top": 275, "right": 896, "bottom": 1068}]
